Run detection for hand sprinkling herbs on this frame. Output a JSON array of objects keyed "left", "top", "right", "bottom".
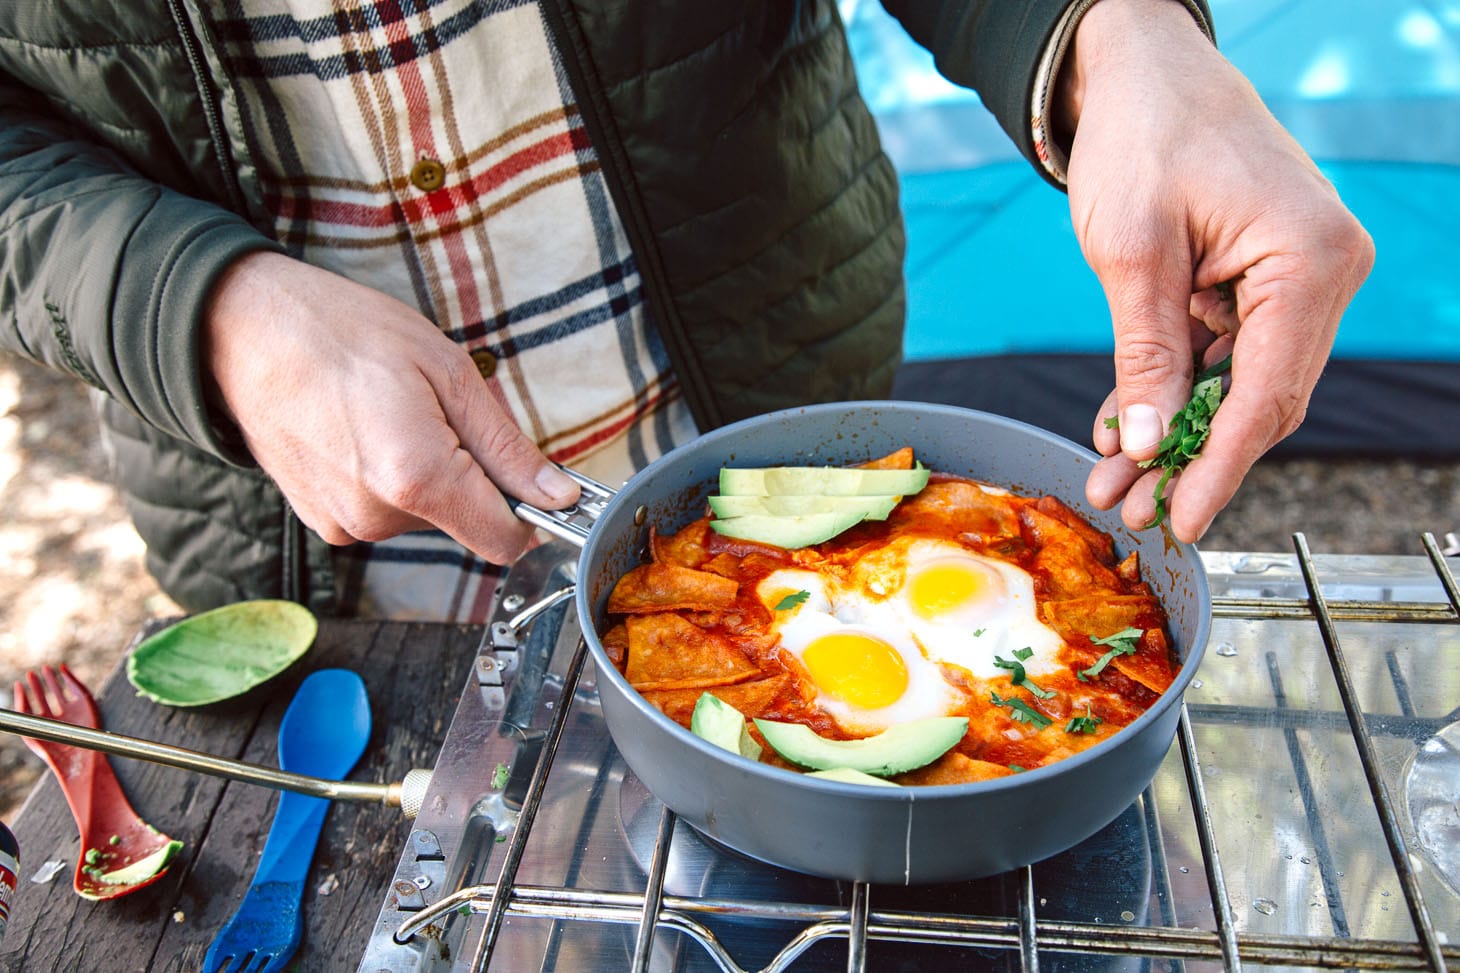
[
  {"left": 993, "top": 647, "right": 1056, "bottom": 699},
  {"left": 1104, "top": 354, "right": 1232, "bottom": 529},
  {"left": 774, "top": 590, "right": 810, "bottom": 611},
  {"left": 990, "top": 691, "right": 1052, "bottom": 729},
  {"left": 1079, "top": 627, "right": 1143, "bottom": 681},
  {"left": 1065, "top": 703, "right": 1103, "bottom": 734}
]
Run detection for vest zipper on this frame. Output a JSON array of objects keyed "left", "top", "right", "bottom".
[
  {"left": 538, "top": 0, "right": 723, "bottom": 431},
  {"left": 165, "top": 0, "right": 251, "bottom": 218},
  {"left": 170, "top": 0, "right": 313, "bottom": 605}
]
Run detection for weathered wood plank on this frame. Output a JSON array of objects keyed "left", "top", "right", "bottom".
[{"left": 1, "top": 620, "right": 479, "bottom": 972}]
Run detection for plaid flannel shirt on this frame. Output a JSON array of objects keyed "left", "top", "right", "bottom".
[{"left": 209, "top": 0, "right": 698, "bottom": 620}]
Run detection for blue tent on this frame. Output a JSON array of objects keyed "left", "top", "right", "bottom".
[{"left": 850, "top": 0, "right": 1460, "bottom": 453}]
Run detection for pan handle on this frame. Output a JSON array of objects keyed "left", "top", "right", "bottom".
[{"left": 506, "top": 465, "right": 616, "bottom": 548}]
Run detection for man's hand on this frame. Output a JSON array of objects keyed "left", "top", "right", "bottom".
[
  {"left": 203, "top": 251, "right": 580, "bottom": 563},
  {"left": 1062, "top": 0, "right": 1373, "bottom": 542}
]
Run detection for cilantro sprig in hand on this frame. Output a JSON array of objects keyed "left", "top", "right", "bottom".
[{"left": 1104, "top": 355, "right": 1232, "bottom": 530}]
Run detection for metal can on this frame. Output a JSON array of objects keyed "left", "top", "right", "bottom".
[{"left": 0, "top": 819, "right": 17, "bottom": 945}]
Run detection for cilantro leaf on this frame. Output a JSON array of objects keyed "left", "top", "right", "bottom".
[
  {"left": 491, "top": 761, "right": 509, "bottom": 790},
  {"left": 1091, "top": 627, "right": 1144, "bottom": 648},
  {"left": 993, "top": 651, "right": 1056, "bottom": 699},
  {"left": 1079, "top": 628, "right": 1143, "bottom": 681},
  {"left": 774, "top": 590, "right": 811, "bottom": 611},
  {"left": 1065, "top": 703, "right": 1104, "bottom": 735},
  {"left": 990, "top": 691, "right": 1052, "bottom": 729},
  {"left": 1133, "top": 354, "right": 1232, "bottom": 529}
]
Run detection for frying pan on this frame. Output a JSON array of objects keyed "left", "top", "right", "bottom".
[{"left": 515, "top": 402, "right": 1210, "bottom": 884}]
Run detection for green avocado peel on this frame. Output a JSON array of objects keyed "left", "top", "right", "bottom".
[{"left": 126, "top": 599, "right": 318, "bottom": 706}]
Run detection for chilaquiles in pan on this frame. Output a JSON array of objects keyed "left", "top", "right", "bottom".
[{"left": 600, "top": 448, "right": 1176, "bottom": 786}]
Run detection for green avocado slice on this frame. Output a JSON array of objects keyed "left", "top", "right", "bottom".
[
  {"left": 707, "top": 494, "right": 900, "bottom": 520},
  {"left": 719, "top": 465, "right": 928, "bottom": 498},
  {"left": 753, "top": 716, "right": 968, "bottom": 777},
  {"left": 709, "top": 511, "right": 866, "bottom": 548},
  {"left": 689, "top": 692, "right": 762, "bottom": 760},
  {"left": 806, "top": 767, "right": 900, "bottom": 787}
]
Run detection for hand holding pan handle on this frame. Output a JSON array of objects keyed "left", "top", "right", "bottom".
[{"left": 506, "top": 464, "right": 617, "bottom": 548}]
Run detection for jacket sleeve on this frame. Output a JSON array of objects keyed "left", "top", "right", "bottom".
[
  {"left": 0, "top": 81, "right": 281, "bottom": 462},
  {"left": 877, "top": 0, "right": 1214, "bottom": 188}
]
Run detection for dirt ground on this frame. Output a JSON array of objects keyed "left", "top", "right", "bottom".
[{"left": 2, "top": 351, "right": 1457, "bottom": 823}]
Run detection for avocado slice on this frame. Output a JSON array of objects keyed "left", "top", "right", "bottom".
[
  {"left": 710, "top": 510, "right": 866, "bottom": 548},
  {"left": 806, "top": 767, "right": 900, "bottom": 787},
  {"left": 707, "top": 494, "right": 900, "bottom": 520},
  {"left": 719, "top": 465, "right": 929, "bottom": 498},
  {"left": 753, "top": 716, "right": 968, "bottom": 776},
  {"left": 690, "top": 692, "right": 762, "bottom": 760}
]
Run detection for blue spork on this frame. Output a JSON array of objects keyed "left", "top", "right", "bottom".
[{"left": 202, "top": 669, "right": 371, "bottom": 973}]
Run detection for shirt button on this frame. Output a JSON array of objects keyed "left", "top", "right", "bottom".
[
  {"left": 471, "top": 349, "right": 498, "bottom": 379},
  {"left": 410, "top": 158, "right": 446, "bottom": 192}
]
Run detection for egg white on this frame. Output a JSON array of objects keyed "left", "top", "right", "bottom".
[
  {"left": 758, "top": 569, "right": 960, "bottom": 735},
  {"left": 888, "top": 540, "right": 1064, "bottom": 680}
]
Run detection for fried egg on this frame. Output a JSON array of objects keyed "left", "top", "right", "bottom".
[
  {"left": 757, "top": 570, "right": 959, "bottom": 735},
  {"left": 887, "top": 539, "right": 1064, "bottom": 680}
]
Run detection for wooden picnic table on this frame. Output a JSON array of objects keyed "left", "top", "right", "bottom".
[{"left": 0, "top": 619, "right": 480, "bottom": 972}]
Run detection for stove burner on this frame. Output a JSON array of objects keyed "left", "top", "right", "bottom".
[
  {"left": 1404, "top": 718, "right": 1460, "bottom": 898},
  {"left": 616, "top": 765, "right": 1157, "bottom": 971}
]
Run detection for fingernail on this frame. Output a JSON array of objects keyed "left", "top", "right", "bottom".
[
  {"left": 536, "top": 464, "right": 578, "bottom": 503},
  {"left": 1120, "top": 404, "right": 1164, "bottom": 453}
]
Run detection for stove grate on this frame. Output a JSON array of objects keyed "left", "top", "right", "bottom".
[{"left": 390, "top": 534, "right": 1460, "bottom": 973}]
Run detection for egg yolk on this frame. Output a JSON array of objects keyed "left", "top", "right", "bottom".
[
  {"left": 906, "top": 558, "right": 1004, "bottom": 620},
  {"left": 801, "top": 632, "right": 909, "bottom": 709}
]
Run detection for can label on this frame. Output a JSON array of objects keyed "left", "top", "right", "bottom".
[{"left": 0, "top": 845, "right": 15, "bottom": 941}]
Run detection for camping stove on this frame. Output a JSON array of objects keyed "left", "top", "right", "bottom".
[{"left": 359, "top": 539, "right": 1459, "bottom": 972}]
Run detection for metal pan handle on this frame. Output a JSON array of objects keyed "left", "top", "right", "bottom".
[{"left": 506, "top": 465, "right": 616, "bottom": 548}]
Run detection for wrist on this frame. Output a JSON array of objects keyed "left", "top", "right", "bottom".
[
  {"left": 202, "top": 249, "right": 293, "bottom": 425},
  {"left": 1057, "top": 0, "right": 1211, "bottom": 134}
]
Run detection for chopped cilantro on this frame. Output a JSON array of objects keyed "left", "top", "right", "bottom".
[
  {"left": 973, "top": 628, "right": 985, "bottom": 637},
  {"left": 1065, "top": 703, "right": 1104, "bottom": 735},
  {"left": 1104, "top": 355, "right": 1232, "bottom": 529},
  {"left": 1079, "top": 628, "right": 1143, "bottom": 681},
  {"left": 1008, "top": 764, "right": 1026, "bottom": 773},
  {"left": 490, "top": 762, "right": 509, "bottom": 790},
  {"left": 774, "top": 590, "right": 811, "bottom": 611},
  {"left": 1142, "top": 355, "right": 1232, "bottom": 529},
  {"left": 1091, "top": 627, "right": 1143, "bottom": 648},
  {"left": 990, "top": 691, "right": 1052, "bottom": 729},
  {"left": 1012, "top": 647, "right": 1033, "bottom": 661},
  {"left": 993, "top": 651, "right": 1056, "bottom": 700}
]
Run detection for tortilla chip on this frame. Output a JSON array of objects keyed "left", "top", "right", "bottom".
[
  {"left": 896, "top": 480, "right": 1022, "bottom": 540},
  {"left": 640, "top": 673, "right": 793, "bottom": 727},
  {"left": 1034, "top": 495, "right": 1115, "bottom": 565},
  {"left": 624, "top": 613, "right": 761, "bottom": 691},
  {"left": 1020, "top": 506, "right": 1120, "bottom": 597},
  {"left": 1040, "top": 594, "right": 1163, "bottom": 641},
  {"left": 601, "top": 622, "right": 629, "bottom": 668},
  {"left": 1041, "top": 596, "right": 1175, "bottom": 693},
  {"left": 893, "top": 752, "right": 1014, "bottom": 786},
  {"left": 651, "top": 518, "right": 713, "bottom": 568},
  {"left": 608, "top": 562, "right": 740, "bottom": 615},
  {"left": 858, "top": 447, "right": 914, "bottom": 470}
]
